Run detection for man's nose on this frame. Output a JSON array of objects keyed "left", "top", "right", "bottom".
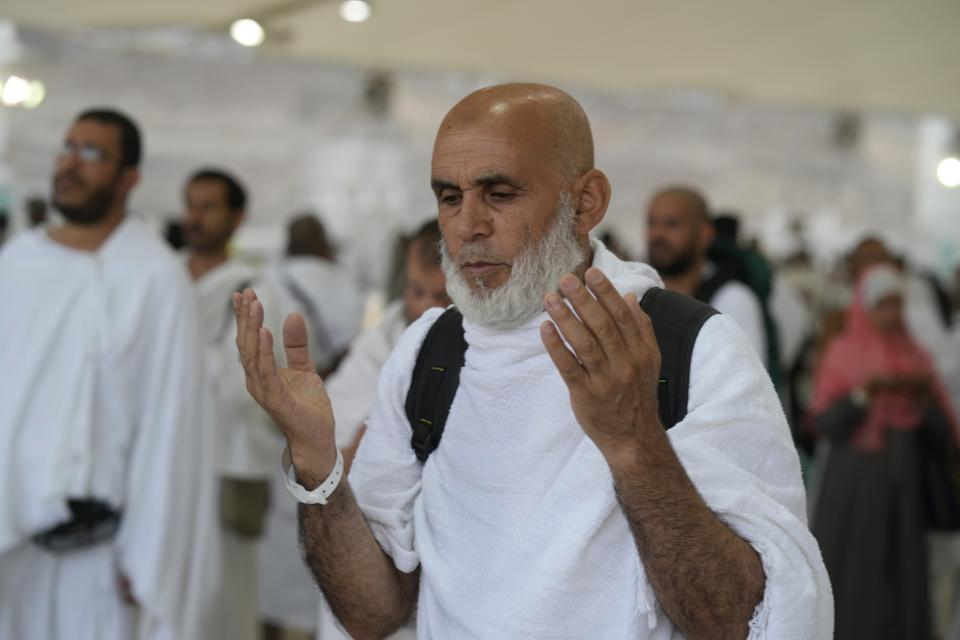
[{"left": 454, "top": 192, "right": 493, "bottom": 242}]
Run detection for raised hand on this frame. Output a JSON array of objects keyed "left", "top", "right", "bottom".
[
  {"left": 233, "top": 288, "right": 337, "bottom": 479},
  {"left": 540, "top": 267, "right": 662, "bottom": 459}
]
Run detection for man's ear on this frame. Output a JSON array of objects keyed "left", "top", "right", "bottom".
[
  {"left": 234, "top": 210, "right": 247, "bottom": 231},
  {"left": 122, "top": 167, "right": 140, "bottom": 193},
  {"left": 573, "top": 169, "right": 611, "bottom": 237},
  {"left": 698, "top": 220, "right": 716, "bottom": 253}
]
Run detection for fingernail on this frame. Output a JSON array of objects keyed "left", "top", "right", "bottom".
[
  {"left": 560, "top": 276, "right": 580, "bottom": 293},
  {"left": 585, "top": 269, "right": 602, "bottom": 285},
  {"left": 546, "top": 294, "right": 562, "bottom": 310},
  {"left": 249, "top": 301, "right": 257, "bottom": 317}
]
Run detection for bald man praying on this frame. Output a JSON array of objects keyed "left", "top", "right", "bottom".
[{"left": 234, "top": 84, "right": 833, "bottom": 639}]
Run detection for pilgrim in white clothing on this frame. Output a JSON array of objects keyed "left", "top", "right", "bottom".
[
  {"left": 0, "top": 219, "right": 207, "bottom": 640},
  {"left": 348, "top": 240, "right": 833, "bottom": 638}
]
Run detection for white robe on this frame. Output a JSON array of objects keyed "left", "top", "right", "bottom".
[
  {"left": 0, "top": 219, "right": 206, "bottom": 640},
  {"left": 709, "top": 279, "right": 769, "bottom": 368},
  {"left": 192, "top": 258, "right": 282, "bottom": 640},
  {"left": 349, "top": 239, "right": 833, "bottom": 638},
  {"left": 327, "top": 299, "right": 409, "bottom": 449}
]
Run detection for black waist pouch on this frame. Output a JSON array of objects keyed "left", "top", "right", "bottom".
[{"left": 32, "top": 498, "right": 122, "bottom": 553}]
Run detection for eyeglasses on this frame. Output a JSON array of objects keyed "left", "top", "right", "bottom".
[{"left": 58, "top": 143, "right": 112, "bottom": 164}]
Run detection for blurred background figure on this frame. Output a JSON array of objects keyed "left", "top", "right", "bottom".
[
  {"left": 181, "top": 167, "right": 279, "bottom": 640},
  {"left": 808, "top": 263, "right": 958, "bottom": 640},
  {"left": 645, "top": 187, "right": 770, "bottom": 367},
  {"left": 0, "top": 108, "right": 206, "bottom": 640},
  {"left": 260, "top": 214, "right": 364, "bottom": 378}
]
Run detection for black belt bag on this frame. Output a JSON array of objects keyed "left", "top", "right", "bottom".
[{"left": 32, "top": 498, "right": 122, "bottom": 553}]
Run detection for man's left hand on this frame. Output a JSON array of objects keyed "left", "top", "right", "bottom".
[{"left": 540, "top": 267, "right": 662, "bottom": 460}]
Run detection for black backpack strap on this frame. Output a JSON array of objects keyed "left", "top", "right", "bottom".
[
  {"left": 405, "top": 308, "right": 467, "bottom": 463},
  {"left": 640, "top": 287, "right": 718, "bottom": 429},
  {"left": 404, "top": 289, "right": 717, "bottom": 463}
]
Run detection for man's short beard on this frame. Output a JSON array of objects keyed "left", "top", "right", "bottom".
[
  {"left": 52, "top": 177, "right": 117, "bottom": 226},
  {"left": 648, "top": 243, "right": 697, "bottom": 277},
  {"left": 440, "top": 192, "right": 586, "bottom": 330}
]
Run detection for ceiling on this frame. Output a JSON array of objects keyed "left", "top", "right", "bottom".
[{"left": 5, "top": 0, "right": 960, "bottom": 118}]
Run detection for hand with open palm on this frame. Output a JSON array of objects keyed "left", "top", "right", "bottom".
[{"left": 233, "top": 288, "right": 337, "bottom": 483}]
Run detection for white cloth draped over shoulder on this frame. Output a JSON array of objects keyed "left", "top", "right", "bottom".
[
  {"left": 348, "top": 238, "right": 833, "bottom": 639},
  {"left": 194, "top": 258, "right": 282, "bottom": 480},
  {"left": 260, "top": 256, "right": 364, "bottom": 372},
  {"left": 708, "top": 279, "right": 769, "bottom": 367},
  {"left": 327, "top": 299, "right": 409, "bottom": 448},
  {"left": 0, "top": 220, "right": 207, "bottom": 639}
]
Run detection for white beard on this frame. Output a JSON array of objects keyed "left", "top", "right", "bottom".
[{"left": 440, "top": 192, "right": 586, "bottom": 330}]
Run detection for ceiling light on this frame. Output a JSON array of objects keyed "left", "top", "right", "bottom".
[
  {"left": 23, "top": 81, "right": 45, "bottom": 109},
  {"left": 1, "top": 75, "right": 31, "bottom": 106},
  {"left": 340, "top": 0, "right": 372, "bottom": 23},
  {"left": 937, "top": 157, "right": 960, "bottom": 188},
  {"left": 230, "top": 19, "right": 265, "bottom": 47}
]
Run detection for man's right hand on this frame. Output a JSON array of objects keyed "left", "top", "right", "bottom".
[{"left": 233, "top": 288, "right": 337, "bottom": 484}]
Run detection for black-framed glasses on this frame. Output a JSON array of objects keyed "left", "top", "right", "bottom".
[{"left": 58, "top": 143, "right": 112, "bottom": 164}]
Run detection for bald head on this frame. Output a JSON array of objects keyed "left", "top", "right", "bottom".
[{"left": 439, "top": 83, "right": 594, "bottom": 184}]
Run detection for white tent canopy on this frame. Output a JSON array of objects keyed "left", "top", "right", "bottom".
[{"left": 5, "top": 0, "right": 960, "bottom": 118}]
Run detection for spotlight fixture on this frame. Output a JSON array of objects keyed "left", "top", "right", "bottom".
[
  {"left": 340, "top": 0, "right": 372, "bottom": 23},
  {"left": 0, "top": 75, "right": 44, "bottom": 108},
  {"left": 1, "top": 75, "right": 31, "bottom": 106},
  {"left": 230, "top": 18, "right": 266, "bottom": 47},
  {"left": 937, "top": 157, "right": 960, "bottom": 188}
]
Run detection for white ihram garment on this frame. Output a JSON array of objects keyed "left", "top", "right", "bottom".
[
  {"left": 260, "top": 256, "right": 364, "bottom": 372},
  {"left": 349, "top": 239, "right": 833, "bottom": 639},
  {"left": 192, "top": 259, "right": 282, "bottom": 640},
  {"left": 0, "top": 219, "right": 206, "bottom": 640}
]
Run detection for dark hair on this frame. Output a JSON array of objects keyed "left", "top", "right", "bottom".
[
  {"left": 712, "top": 213, "right": 741, "bottom": 242},
  {"left": 408, "top": 219, "right": 442, "bottom": 267},
  {"left": 76, "top": 108, "right": 142, "bottom": 168},
  {"left": 187, "top": 168, "right": 247, "bottom": 212},
  {"left": 286, "top": 214, "right": 331, "bottom": 258}
]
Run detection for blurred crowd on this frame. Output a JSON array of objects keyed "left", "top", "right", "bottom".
[{"left": 0, "top": 103, "right": 958, "bottom": 640}]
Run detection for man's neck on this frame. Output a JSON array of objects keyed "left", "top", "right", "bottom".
[
  {"left": 661, "top": 261, "right": 706, "bottom": 297},
  {"left": 46, "top": 208, "right": 126, "bottom": 253},
  {"left": 188, "top": 248, "right": 229, "bottom": 281}
]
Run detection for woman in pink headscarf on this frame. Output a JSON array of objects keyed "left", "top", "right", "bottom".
[{"left": 810, "top": 263, "right": 958, "bottom": 640}]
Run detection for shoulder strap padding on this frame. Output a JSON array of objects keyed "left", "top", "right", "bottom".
[
  {"left": 405, "top": 308, "right": 467, "bottom": 463},
  {"left": 639, "top": 287, "right": 718, "bottom": 429}
]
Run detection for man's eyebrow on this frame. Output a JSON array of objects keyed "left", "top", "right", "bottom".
[
  {"left": 431, "top": 179, "right": 458, "bottom": 193},
  {"left": 473, "top": 174, "right": 524, "bottom": 190},
  {"left": 431, "top": 174, "right": 526, "bottom": 193}
]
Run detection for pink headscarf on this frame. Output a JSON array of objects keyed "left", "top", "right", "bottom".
[{"left": 810, "top": 265, "right": 957, "bottom": 453}]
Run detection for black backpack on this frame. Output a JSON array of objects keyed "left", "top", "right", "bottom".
[{"left": 405, "top": 287, "right": 718, "bottom": 463}]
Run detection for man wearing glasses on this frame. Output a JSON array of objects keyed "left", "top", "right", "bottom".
[{"left": 0, "top": 109, "right": 208, "bottom": 640}]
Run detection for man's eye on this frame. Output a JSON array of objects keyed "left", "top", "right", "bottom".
[
  {"left": 489, "top": 192, "right": 513, "bottom": 201},
  {"left": 440, "top": 194, "right": 461, "bottom": 205}
]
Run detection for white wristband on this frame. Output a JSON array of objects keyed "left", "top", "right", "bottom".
[{"left": 282, "top": 447, "right": 344, "bottom": 505}]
